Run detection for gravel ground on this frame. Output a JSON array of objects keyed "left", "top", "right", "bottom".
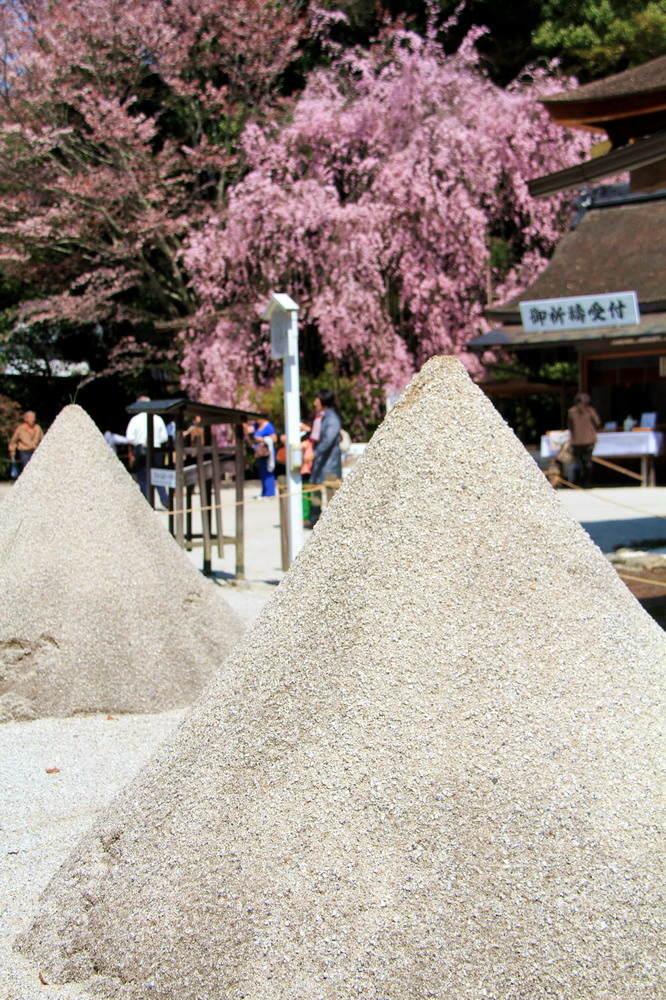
[
  {"left": 1, "top": 710, "right": 185, "bottom": 999},
  {"left": 10, "top": 358, "right": 664, "bottom": 1000}
]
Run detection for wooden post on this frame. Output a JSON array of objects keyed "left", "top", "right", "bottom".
[
  {"left": 211, "top": 433, "right": 224, "bottom": 557},
  {"left": 642, "top": 454, "right": 656, "bottom": 487},
  {"left": 277, "top": 475, "right": 289, "bottom": 571},
  {"left": 196, "top": 435, "right": 212, "bottom": 574},
  {"left": 186, "top": 483, "right": 194, "bottom": 549},
  {"left": 234, "top": 422, "right": 245, "bottom": 580},
  {"left": 263, "top": 293, "right": 303, "bottom": 562},
  {"left": 166, "top": 429, "right": 173, "bottom": 530},
  {"left": 146, "top": 413, "right": 155, "bottom": 508},
  {"left": 175, "top": 416, "right": 185, "bottom": 547}
]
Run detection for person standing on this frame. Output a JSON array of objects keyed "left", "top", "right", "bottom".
[
  {"left": 9, "top": 410, "right": 44, "bottom": 470},
  {"left": 299, "top": 422, "right": 315, "bottom": 525},
  {"left": 125, "top": 395, "right": 169, "bottom": 506},
  {"left": 306, "top": 389, "right": 342, "bottom": 528},
  {"left": 245, "top": 418, "right": 277, "bottom": 497},
  {"left": 567, "top": 392, "right": 602, "bottom": 488},
  {"left": 183, "top": 414, "right": 205, "bottom": 446}
]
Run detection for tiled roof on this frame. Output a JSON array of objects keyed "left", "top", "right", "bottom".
[
  {"left": 487, "top": 197, "right": 666, "bottom": 324},
  {"left": 545, "top": 56, "right": 666, "bottom": 105}
]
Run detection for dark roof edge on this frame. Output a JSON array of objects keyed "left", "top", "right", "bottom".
[
  {"left": 528, "top": 130, "right": 666, "bottom": 198},
  {"left": 468, "top": 315, "right": 666, "bottom": 352},
  {"left": 574, "top": 185, "right": 666, "bottom": 211},
  {"left": 125, "top": 398, "right": 265, "bottom": 422}
]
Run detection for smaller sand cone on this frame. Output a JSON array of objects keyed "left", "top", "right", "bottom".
[{"left": 0, "top": 405, "right": 243, "bottom": 721}]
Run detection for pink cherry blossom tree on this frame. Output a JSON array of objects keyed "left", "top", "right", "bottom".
[
  {"left": 0, "top": 0, "right": 305, "bottom": 374},
  {"left": 182, "top": 26, "right": 592, "bottom": 413},
  {"left": 0, "top": 0, "right": 592, "bottom": 413}
]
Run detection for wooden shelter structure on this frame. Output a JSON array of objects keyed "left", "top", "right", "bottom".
[
  {"left": 471, "top": 188, "right": 666, "bottom": 421},
  {"left": 125, "top": 398, "right": 263, "bottom": 577},
  {"left": 469, "top": 56, "right": 666, "bottom": 480}
]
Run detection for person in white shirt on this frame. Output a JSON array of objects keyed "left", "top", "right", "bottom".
[{"left": 126, "top": 395, "right": 169, "bottom": 505}]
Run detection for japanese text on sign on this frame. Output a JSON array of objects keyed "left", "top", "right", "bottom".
[{"left": 519, "top": 291, "right": 640, "bottom": 334}]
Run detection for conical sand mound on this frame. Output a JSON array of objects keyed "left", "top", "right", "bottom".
[
  {"left": 18, "top": 361, "right": 665, "bottom": 998},
  {"left": 0, "top": 404, "right": 243, "bottom": 721}
]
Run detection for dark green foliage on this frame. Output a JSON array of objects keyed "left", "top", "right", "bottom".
[
  {"left": 249, "top": 363, "right": 384, "bottom": 441},
  {"left": 323, "top": 0, "right": 665, "bottom": 83},
  {"left": 532, "top": 0, "right": 666, "bottom": 79},
  {"left": 0, "top": 392, "right": 22, "bottom": 476}
]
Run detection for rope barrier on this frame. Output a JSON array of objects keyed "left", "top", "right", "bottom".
[
  {"left": 164, "top": 481, "right": 339, "bottom": 518},
  {"left": 591, "top": 455, "right": 644, "bottom": 482},
  {"left": 0, "top": 467, "right": 337, "bottom": 517},
  {"left": 2, "top": 452, "right": 662, "bottom": 531},
  {"left": 615, "top": 569, "right": 666, "bottom": 592},
  {"left": 549, "top": 474, "right": 666, "bottom": 592},
  {"left": 171, "top": 473, "right": 665, "bottom": 545}
]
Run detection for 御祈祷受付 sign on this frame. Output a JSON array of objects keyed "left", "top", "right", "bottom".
[{"left": 519, "top": 291, "right": 640, "bottom": 334}]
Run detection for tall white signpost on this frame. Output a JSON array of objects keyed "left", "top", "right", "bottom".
[{"left": 262, "top": 293, "right": 303, "bottom": 563}]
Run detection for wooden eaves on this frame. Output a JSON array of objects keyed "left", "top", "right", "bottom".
[{"left": 528, "top": 55, "right": 666, "bottom": 198}]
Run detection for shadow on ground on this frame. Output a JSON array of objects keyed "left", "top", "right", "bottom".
[
  {"left": 638, "top": 595, "right": 666, "bottom": 630},
  {"left": 579, "top": 519, "right": 666, "bottom": 554}
]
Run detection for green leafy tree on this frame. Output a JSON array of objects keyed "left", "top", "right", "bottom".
[
  {"left": 324, "top": 0, "right": 666, "bottom": 83},
  {"left": 532, "top": 0, "right": 666, "bottom": 78},
  {"left": 248, "top": 364, "right": 383, "bottom": 439}
]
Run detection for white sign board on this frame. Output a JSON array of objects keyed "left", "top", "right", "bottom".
[
  {"left": 520, "top": 291, "right": 640, "bottom": 334},
  {"left": 151, "top": 467, "right": 176, "bottom": 489}
]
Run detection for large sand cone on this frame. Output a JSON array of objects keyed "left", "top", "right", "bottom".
[
  {"left": 17, "top": 360, "right": 665, "bottom": 998},
  {"left": 0, "top": 405, "right": 243, "bottom": 721}
]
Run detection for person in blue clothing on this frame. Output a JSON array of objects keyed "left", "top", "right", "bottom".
[
  {"left": 245, "top": 417, "right": 277, "bottom": 497},
  {"left": 305, "top": 389, "right": 342, "bottom": 528}
]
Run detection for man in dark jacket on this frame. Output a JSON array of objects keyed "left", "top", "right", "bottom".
[{"left": 306, "top": 389, "right": 342, "bottom": 529}]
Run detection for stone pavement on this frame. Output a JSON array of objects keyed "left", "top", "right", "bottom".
[{"left": 557, "top": 485, "right": 666, "bottom": 553}]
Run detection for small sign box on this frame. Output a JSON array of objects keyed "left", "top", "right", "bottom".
[
  {"left": 520, "top": 291, "right": 640, "bottom": 334},
  {"left": 270, "top": 310, "right": 290, "bottom": 360},
  {"left": 151, "top": 468, "right": 176, "bottom": 489},
  {"left": 267, "top": 293, "right": 299, "bottom": 359}
]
